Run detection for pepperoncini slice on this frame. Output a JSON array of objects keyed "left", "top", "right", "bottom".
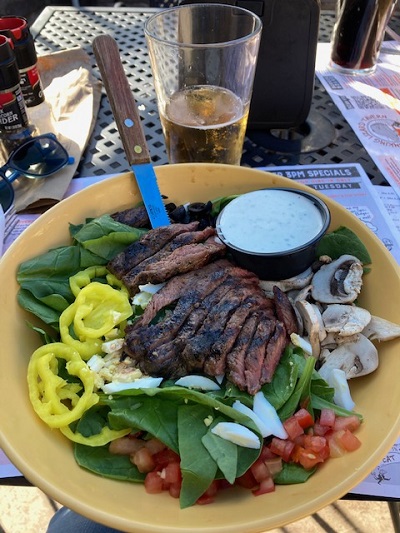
[
  {"left": 60, "top": 425, "right": 131, "bottom": 446},
  {"left": 73, "top": 282, "right": 132, "bottom": 339},
  {"left": 60, "top": 282, "right": 132, "bottom": 359},
  {"left": 27, "top": 343, "right": 99, "bottom": 429},
  {"left": 69, "top": 266, "right": 129, "bottom": 297}
]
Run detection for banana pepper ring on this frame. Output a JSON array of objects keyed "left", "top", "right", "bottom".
[
  {"left": 60, "top": 424, "right": 131, "bottom": 447},
  {"left": 60, "top": 282, "right": 132, "bottom": 359},
  {"left": 69, "top": 266, "right": 128, "bottom": 297},
  {"left": 27, "top": 343, "right": 99, "bottom": 429}
]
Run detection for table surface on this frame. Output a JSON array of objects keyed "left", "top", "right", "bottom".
[{"left": 31, "top": 5, "right": 400, "bottom": 185}]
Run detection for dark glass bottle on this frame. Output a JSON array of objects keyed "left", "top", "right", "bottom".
[{"left": 0, "top": 16, "right": 45, "bottom": 107}]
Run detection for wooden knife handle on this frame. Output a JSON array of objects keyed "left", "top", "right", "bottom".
[{"left": 93, "top": 34, "right": 151, "bottom": 166}]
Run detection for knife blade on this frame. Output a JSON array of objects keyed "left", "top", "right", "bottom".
[{"left": 93, "top": 34, "right": 170, "bottom": 228}]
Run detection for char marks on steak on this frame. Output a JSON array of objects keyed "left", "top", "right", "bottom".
[
  {"left": 273, "top": 286, "right": 298, "bottom": 336},
  {"left": 111, "top": 205, "right": 150, "bottom": 228},
  {"left": 122, "top": 235, "right": 226, "bottom": 294},
  {"left": 108, "top": 222, "right": 199, "bottom": 280},
  {"left": 110, "top": 223, "right": 293, "bottom": 394}
]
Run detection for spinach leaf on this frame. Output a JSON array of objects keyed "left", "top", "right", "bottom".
[
  {"left": 74, "top": 444, "right": 145, "bottom": 482},
  {"left": 317, "top": 226, "right": 371, "bottom": 264},
  {"left": 262, "top": 348, "right": 299, "bottom": 410},
  {"left": 202, "top": 417, "right": 238, "bottom": 484},
  {"left": 106, "top": 396, "right": 179, "bottom": 453},
  {"left": 278, "top": 355, "right": 315, "bottom": 421},
  {"left": 274, "top": 462, "right": 317, "bottom": 485},
  {"left": 178, "top": 404, "right": 218, "bottom": 508},
  {"left": 311, "top": 394, "right": 363, "bottom": 421},
  {"left": 16, "top": 214, "right": 145, "bottom": 331}
]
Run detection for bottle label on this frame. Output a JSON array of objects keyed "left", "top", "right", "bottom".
[
  {"left": 19, "top": 64, "right": 45, "bottom": 107},
  {"left": 0, "top": 84, "right": 29, "bottom": 132}
]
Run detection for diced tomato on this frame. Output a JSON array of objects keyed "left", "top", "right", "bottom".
[
  {"left": 303, "top": 435, "right": 328, "bottom": 453},
  {"left": 161, "top": 461, "right": 182, "bottom": 485},
  {"left": 319, "top": 408, "right": 336, "bottom": 428},
  {"left": 197, "top": 480, "right": 219, "bottom": 505},
  {"left": 294, "top": 408, "right": 314, "bottom": 429},
  {"left": 264, "top": 457, "right": 283, "bottom": 477},
  {"left": 297, "top": 448, "right": 324, "bottom": 470},
  {"left": 259, "top": 445, "right": 279, "bottom": 461},
  {"left": 252, "top": 476, "right": 275, "bottom": 496},
  {"left": 235, "top": 469, "right": 258, "bottom": 489},
  {"left": 132, "top": 446, "right": 156, "bottom": 473},
  {"left": 283, "top": 416, "right": 304, "bottom": 440},
  {"left": 144, "top": 471, "right": 163, "bottom": 494},
  {"left": 326, "top": 432, "right": 347, "bottom": 458},
  {"left": 312, "top": 421, "right": 330, "bottom": 436},
  {"left": 269, "top": 437, "right": 296, "bottom": 462},
  {"left": 334, "top": 429, "right": 362, "bottom": 452},
  {"left": 333, "top": 415, "right": 361, "bottom": 433},
  {"left": 251, "top": 457, "right": 271, "bottom": 483},
  {"left": 153, "top": 448, "right": 180, "bottom": 467},
  {"left": 168, "top": 482, "right": 182, "bottom": 499}
]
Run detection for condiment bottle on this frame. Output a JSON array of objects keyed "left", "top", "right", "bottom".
[
  {"left": 0, "top": 16, "right": 45, "bottom": 107},
  {"left": 0, "top": 35, "right": 34, "bottom": 160}
]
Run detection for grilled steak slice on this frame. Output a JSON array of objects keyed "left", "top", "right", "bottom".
[
  {"left": 180, "top": 277, "right": 262, "bottom": 371},
  {"left": 245, "top": 315, "right": 276, "bottom": 395},
  {"left": 122, "top": 237, "right": 227, "bottom": 293},
  {"left": 261, "top": 321, "right": 288, "bottom": 384},
  {"left": 121, "top": 227, "right": 216, "bottom": 293},
  {"left": 141, "top": 259, "right": 232, "bottom": 326},
  {"left": 273, "top": 286, "right": 298, "bottom": 336},
  {"left": 124, "top": 262, "right": 233, "bottom": 361},
  {"left": 226, "top": 313, "right": 259, "bottom": 391},
  {"left": 139, "top": 275, "right": 241, "bottom": 377},
  {"left": 108, "top": 222, "right": 199, "bottom": 278},
  {"left": 202, "top": 282, "right": 270, "bottom": 376},
  {"left": 111, "top": 205, "right": 150, "bottom": 228}
]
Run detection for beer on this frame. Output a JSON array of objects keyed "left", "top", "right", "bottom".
[{"left": 160, "top": 85, "right": 248, "bottom": 165}]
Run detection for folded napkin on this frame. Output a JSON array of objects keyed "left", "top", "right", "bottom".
[{"left": 9, "top": 47, "right": 102, "bottom": 212}]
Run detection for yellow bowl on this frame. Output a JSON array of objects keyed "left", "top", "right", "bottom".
[{"left": 1, "top": 164, "right": 399, "bottom": 533}]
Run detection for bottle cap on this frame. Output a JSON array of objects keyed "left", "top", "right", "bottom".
[
  {"left": 0, "top": 17, "right": 37, "bottom": 69},
  {"left": 0, "top": 35, "right": 20, "bottom": 89}
]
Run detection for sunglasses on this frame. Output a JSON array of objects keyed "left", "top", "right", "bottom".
[{"left": 0, "top": 133, "right": 74, "bottom": 214}]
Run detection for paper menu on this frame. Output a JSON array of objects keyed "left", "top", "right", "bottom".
[{"left": 315, "top": 41, "right": 400, "bottom": 195}]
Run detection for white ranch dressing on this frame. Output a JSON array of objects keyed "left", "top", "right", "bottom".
[{"left": 218, "top": 189, "right": 324, "bottom": 253}]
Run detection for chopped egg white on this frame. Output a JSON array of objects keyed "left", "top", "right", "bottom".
[
  {"left": 211, "top": 422, "right": 260, "bottom": 449},
  {"left": 174, "top": 375, "right": 221, "bottom": 391},
  {"left": 253, "top": 392, "right": 288, "bottom": 439}
]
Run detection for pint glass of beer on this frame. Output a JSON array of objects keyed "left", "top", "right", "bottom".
[
  {"left": 330, "top": 0, "right": 397, "bottom": 75},
  {"left": 144, "top": 4, "right": 262, "bottom": 165}
]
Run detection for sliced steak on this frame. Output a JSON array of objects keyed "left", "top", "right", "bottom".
[
  {"left": 108, "top": 222, "right": 199, "bottom": 278},
  {"left": 226, "top": 313, "right": 259, "bottom": 391},
  {"left": 139, "top": 275, "right": 240, "bottom": 377},
  {"left": 121, "top": 227, "right": 217, "bottom": 293},
  {"left": 203, "top": 286, "right": 271, "bottom": 376},
  {"left": 141, "top": 259, "right": 232, "bottom": 326},
  {"left": 260, "top": 321, "right": 288, "bottom": 384},
  {"left": 111, "top": 205, "right": 150, "bottom": 228},
  {"left": 122, "top": 237, "right": 227, "bottom": 293},
  {"left": 244, "top": 314, "right": 275, "bottom": 395},
  {"left": 273, "top": 286, "right": 298, "bottom": 336}
]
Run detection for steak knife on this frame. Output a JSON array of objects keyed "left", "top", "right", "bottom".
[{"left": 93, "top": 34, "right": 170, "bottom": 228}]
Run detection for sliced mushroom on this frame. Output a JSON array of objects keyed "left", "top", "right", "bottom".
[
  {"left": 362, "top": 315, "right": 400, "bottom": 342},
  {"left": 259, "top": 267, "right": 313, "bottom": 297},
  {"left": 295, "top": 300, "right": 326, "bottom": 358},
  {"left": 311, "top": 255, "right": 363, "bottom": 304},
  {"left": 322, "top": 304, "right": 371, "bottom": 337},
  {"left": 318, "top": 334, "right": 378, "bottom": 379},
  {"left": 321, "top": 332, "right": 360, "bottom": 348}
]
